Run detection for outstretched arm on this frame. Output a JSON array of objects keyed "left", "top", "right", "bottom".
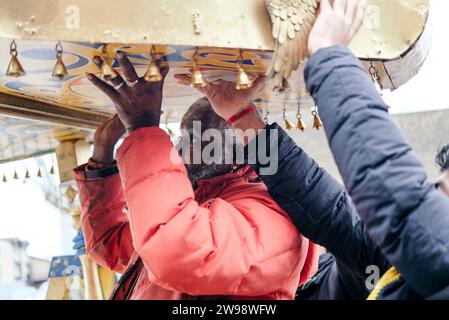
[
  {"left": 75, "top": 165, "right": 134, "bottom": 273},
  {"left": 74, "top": 115, "right": 134, "bottom": 273},
  {"left": 245, "top": 123, "right": 389, "bottom": 281},
  {"left": 305, "top": 45, "right": 449, "bottom": 298}
]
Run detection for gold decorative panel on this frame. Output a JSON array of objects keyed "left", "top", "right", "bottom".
[{"left": 0, "top": 0, "right": 431, "bottom": 162}]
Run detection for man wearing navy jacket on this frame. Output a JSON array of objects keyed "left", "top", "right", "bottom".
[{"left": 178, "top": 0, "right": 449, "bottom": 299}]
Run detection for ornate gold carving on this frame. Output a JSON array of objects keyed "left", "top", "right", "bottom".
[{"left": 265, "top": 0, "right": 318, "bottom": 91}]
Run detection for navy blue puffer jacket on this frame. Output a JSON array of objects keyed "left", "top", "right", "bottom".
[
  {"left": 246, "top": 45, "right": 449, "bottom": 299},
  {"left": 306, "top": 45, "right": 449, "bottom": 299}
]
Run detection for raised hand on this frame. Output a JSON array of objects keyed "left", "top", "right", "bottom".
[
  {"left": 87, "top": 51, "right": 169, "bottom": 133},
  {"left": 92, "top": 114, "right": 126, "bottom": 163},
  {"left": 308, "top": 0, "right": 367, "bottom": 56}
]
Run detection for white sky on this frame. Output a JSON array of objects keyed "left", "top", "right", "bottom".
[
  {"left": 0, "top": 155, "right": 73, "bottom": 260},
  {"left": 0, "top": 0, "right": 448, "bottom": 260}
]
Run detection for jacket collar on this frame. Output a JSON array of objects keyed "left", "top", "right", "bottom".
[{"left": 195, "top": 165, "right": 252, "bottom": 189}]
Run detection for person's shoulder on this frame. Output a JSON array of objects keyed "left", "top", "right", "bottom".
[{"left": 223, "top": 170, "right": 292, "bottom": 219}]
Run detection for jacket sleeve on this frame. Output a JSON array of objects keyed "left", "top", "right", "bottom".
[
  {"left": 304, "top": 45, "right": 449, "bottom": 298},
  {"left": 296, "top": 253, "right": 372, "bottom": 300},
  {"left": 116, "top": 127, "right": 307, "bottom": 297},
  {"left": 245, "top": 124, "right": 389, "bottom": 280},
  {"left": 75, "top": 165, "right": 134, "bottom": 273}
]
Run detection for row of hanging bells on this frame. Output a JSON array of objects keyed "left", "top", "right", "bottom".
[
  {"left": 99, "top": 44, "right": 165, "bottom": 83},
  {"left": 283, "top": 106, "right": 323, "bottom": 132},
  {"left": 2, "top": 165, "right": 55, "bottom": 183},
  {"left": 99, "top": 45, "right": 253, "bottom": 91},
  {"left": 7, "top": 40, "right": 255, "bottom": 92},
  {"left": 7, "top": 40, "right": 69, "bottom": 79}
]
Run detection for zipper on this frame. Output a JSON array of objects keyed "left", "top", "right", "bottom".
[
  {"left": 123, "top": 259, "right": 144, "bottom": 300},
  {"left": 109, "top": 256, "right": 141, "bottom": 300},
  {"left": 367, "top": 267, "right": 402, "bottom": 300}
]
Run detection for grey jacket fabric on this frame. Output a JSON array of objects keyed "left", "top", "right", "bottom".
[{"left": 304, "top": 45, "right": 449, "bottom": 299}]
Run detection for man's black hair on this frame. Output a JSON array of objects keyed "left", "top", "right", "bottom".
[{"left": 436, "top": 144, "right": 449, "bottom": 173}]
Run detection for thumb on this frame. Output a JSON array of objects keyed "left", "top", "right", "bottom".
[
  {"left": 250, "top": 75, "right": 268, "bottom": 94},
  {"left": 111, "top": 114, "right": 126, "bottom": 133}
]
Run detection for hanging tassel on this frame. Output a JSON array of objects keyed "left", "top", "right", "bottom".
[{"left": 312, "top": 110, "right": 323, "bottom": 130}]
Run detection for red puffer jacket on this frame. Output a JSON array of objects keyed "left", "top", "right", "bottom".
[{"left": 74, "top": 127, "right": 318, "bottom": 300}]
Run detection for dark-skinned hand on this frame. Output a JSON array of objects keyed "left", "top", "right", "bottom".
[
  {"left": 92, "top": 114, "right": 126, "bottom": 163},
  {"left": 86, "top": 51, "right": 169, "bottom": 133}
]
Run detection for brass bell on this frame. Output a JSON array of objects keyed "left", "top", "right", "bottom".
[
  {"left": 7, "top": 56, "right": 26, "bottom": 77},
  {"left": 235, "top": 49, "right": 253, "bottom": 91},
  {"left": 25, "top": 169, "right": 30, "bottom": 179},
  {"left": 101, "top": 57, "right": 117, "bottom": 81},
  {"left": 144, "top": 45, "right": 162, "bottom": 82},
  {"left": 190, "top": 49, "right": 206, "bottom": 88},
  {"left": 37, "top": 168, "right": 42, "bottom": 178},
  {"left": 284, "top": 118, "right": 294, "bottom": 131},
  {"left": 52, "top": 41, "right": 69, "bottom": 80},
  {"left": 144, "top": 61, "right": 162, "bottom": 82},
  {"left": 235, "top": 66, "right": 253, "bottom": 90},
  {"left": 52, "top": 57, "right": 68, "bottom": 80},
  {"left": 190, "top": 64, "right": 206, "bottom": 88},
  {"left": 2, "top": 174, "right": 7, "bottom": 183},
  {"left": 284, "top": 116, "right": 294, "bottom": 131},
  {"left": 296, "top": 116, "right": 307, "bottom": 132},
  {"left": 100, "top": 45, "right": 117, "bottom": 81},
  {"left": 50, "top": 165, "right": 55, "bottom": 175},
  {"left": 6, "top": 40, "right": 25, "bottom": 77},
  {"left": 13, "top": 170, "right": 19, "bottom": 180},
  {"left": 296, "top": 103, "right": 307, "bottom": 132},
  {"left": 312, "top": 110, "right": 323, "bottom": 130}
]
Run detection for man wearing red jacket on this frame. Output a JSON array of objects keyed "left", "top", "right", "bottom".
[{"left": 76, "top": 52, "right": 318, "bottom": 300}]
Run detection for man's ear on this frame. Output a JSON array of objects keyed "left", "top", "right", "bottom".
[
  {"left": 443, "top": 172, "right": 449, "bottom": 196},
  {"left": 437, "top": 172, "right": 449, "bottom": 197}
]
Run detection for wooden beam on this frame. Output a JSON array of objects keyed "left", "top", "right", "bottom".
[{"left": 0, "top": 92, "right": 109, "bottom": 130}]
